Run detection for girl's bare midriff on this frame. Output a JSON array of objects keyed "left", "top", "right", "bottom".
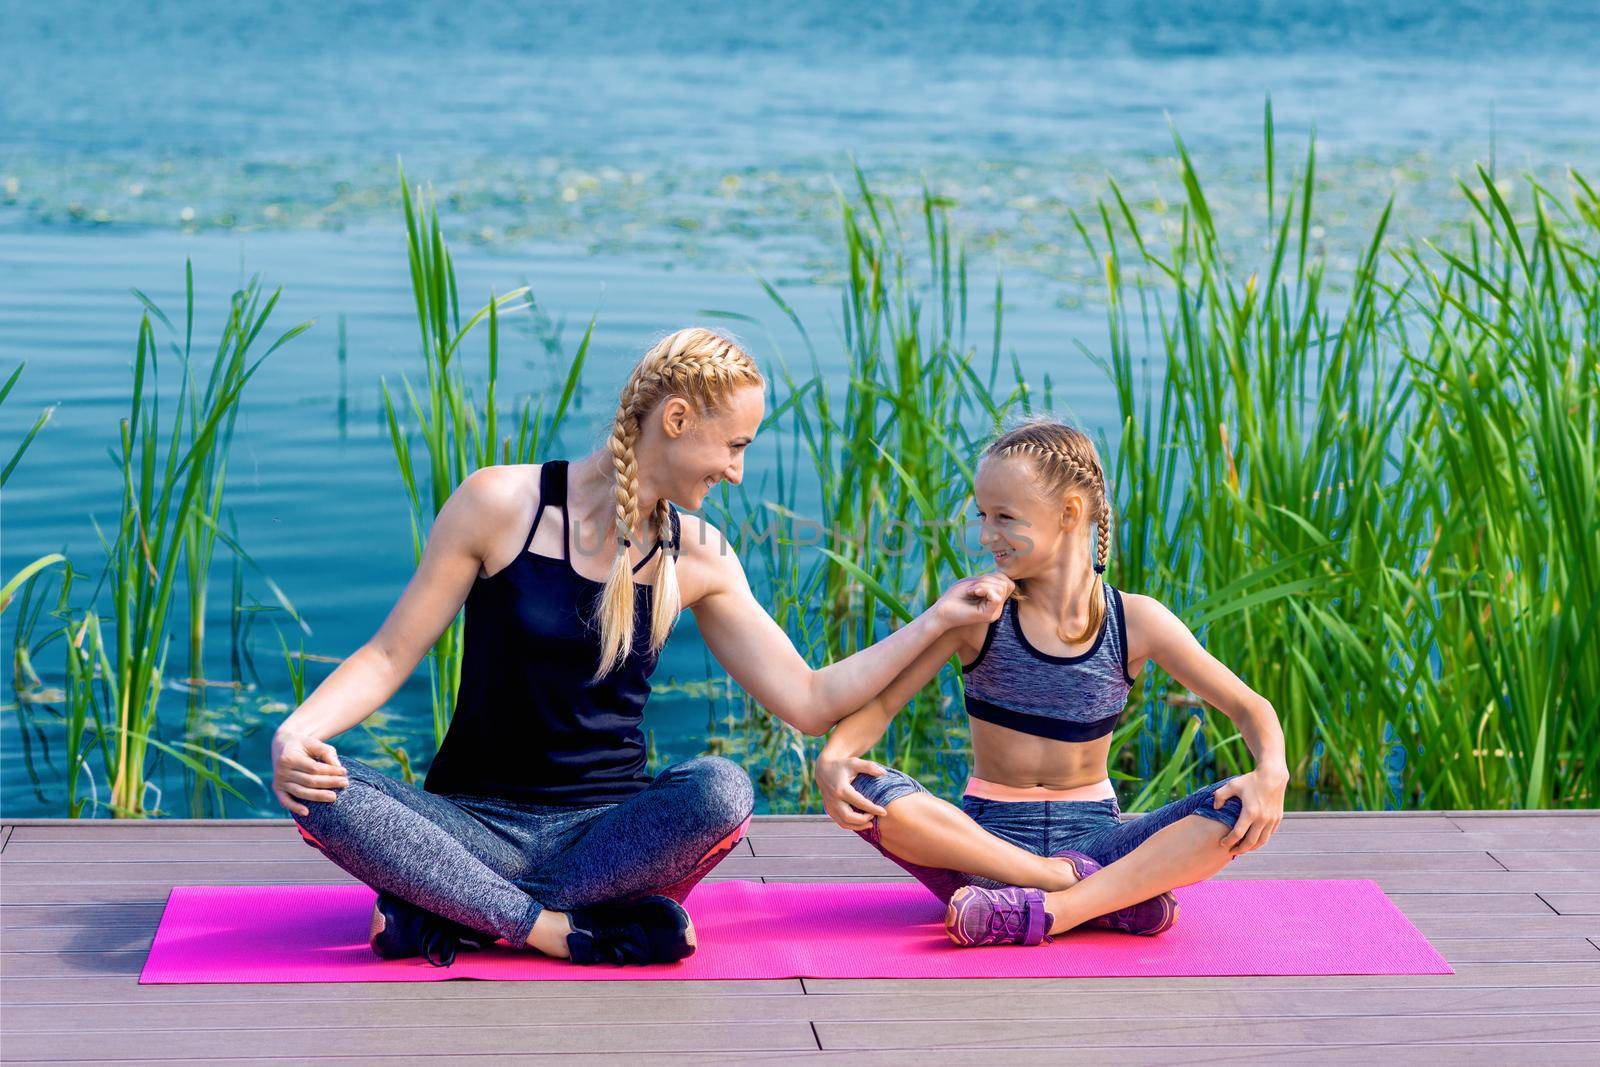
[{"left": 968, "top": 717, "right": 1114, "bottom": 790}]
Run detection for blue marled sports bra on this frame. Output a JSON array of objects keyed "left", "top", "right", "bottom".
[{"left": 960, "top": 582, "right": 1136, "bottom": 742}]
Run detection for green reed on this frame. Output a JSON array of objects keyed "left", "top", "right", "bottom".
[
  {"left": 705, "top": 167, "right": 1045, "bottom": 806},
  {"left": 384, "top": 164, "right": 591, "bottom": 746},
  {"left": 55, "top": 268, "right": 307, "bottom": 816},
  {"left": 10, "top": 122, "right": 1593, "bottom": 818},
  {"left": 1, "top": 362, "right": 66, "bottom": 615},
  {"left": 1082, "top": 106, "right": 1597, "bottom": 810}
]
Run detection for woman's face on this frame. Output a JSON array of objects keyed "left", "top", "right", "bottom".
[
  {"left": 658, "top": 383, "right": 764, "bottom": 509},
  {"left": 972, "top": 454, "right": 1085, "bottom": 578}
]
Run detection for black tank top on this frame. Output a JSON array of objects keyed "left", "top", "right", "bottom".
[{"left": 423, "top": 460, "right": 681, "bottom": 805}]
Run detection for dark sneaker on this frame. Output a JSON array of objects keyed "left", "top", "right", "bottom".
[
  {"left": 945, "top": 885, "right": 1053, "bottom": 946},
  {"left": 1055, "top": 850, "right": 1179, "bottom": 936},
  {"left": 369, "top": 892, "right": 494, "bottom": 967},
  {"left": 565, "top": 894, "right": 696, "bottom": 966}
]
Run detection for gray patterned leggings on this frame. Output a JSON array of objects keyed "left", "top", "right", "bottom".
[{"left": 291, "top": 755, "right": 755, "bottom": 948}]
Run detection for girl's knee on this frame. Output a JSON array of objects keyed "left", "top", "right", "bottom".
[
  {"left": 848, "top": 767, "right": 925, "bottom": 813},
  {"left": 1192, "top": 791, "right": 1243, "bottom": 833}
]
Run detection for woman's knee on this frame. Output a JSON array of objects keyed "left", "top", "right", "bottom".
[
  {"left": 672, "top": 755, "right": 755, "bottom": 830},
  {"left": 290, "top": 759, "right": 381, "bottom": 837}
]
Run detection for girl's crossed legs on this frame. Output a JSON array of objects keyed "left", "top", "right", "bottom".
[{"left": 851, "top": 767, "right": 1243, "bottom": 935}]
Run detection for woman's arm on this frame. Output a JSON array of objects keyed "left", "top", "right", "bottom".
[
  {"left": 819, "top": 623, "right": 977, "bottom": 762},
  {"left": 812, "top": 623, "right": 981, "bottom": 829},
  {"left": 1124, "top": 592, "right": 1289, "bottom": 853},
  {"left": 271, "top": 467, "right": 518, "bottom": 812},
  {"left": 684, "top": 514, "right": 1011, "bottom": 736}
]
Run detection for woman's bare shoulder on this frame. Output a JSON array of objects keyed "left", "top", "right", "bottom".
[{"left": 460, "top": 463, "right": 538, "bottom": 519}]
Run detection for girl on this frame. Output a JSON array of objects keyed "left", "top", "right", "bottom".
[
  {"left": 814, "top": 416, "right": 1289, "bottom": 946},
  {"left": 275, "top": 327, "right": 1015, "bottom": 966}
]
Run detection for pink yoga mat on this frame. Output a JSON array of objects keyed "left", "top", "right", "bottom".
[{"left": 140, "top": 879, "right": 1451, "bottom": 983}]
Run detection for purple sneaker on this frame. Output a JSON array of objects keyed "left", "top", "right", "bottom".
[
  {"left": 1054, "top": 850, "right": 1178, "bottom": 936},
  {"left": 1090, "top": 889, "right": 1179, "bottom": 936},
  {"left": 945, "top": 885, "right": 1053, "bottom": 947},
  {"left": 1053, "top": 849, "right": 1102, "bottom": 882}
]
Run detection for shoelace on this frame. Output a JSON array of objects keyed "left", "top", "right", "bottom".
[
  {"left": 985, "top": 900, "right": 1032, "bottom": 942},
  {"left": 418, "top": 923, "right": 461, "bottom": 967}
]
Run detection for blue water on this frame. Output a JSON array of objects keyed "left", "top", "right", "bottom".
[{"left": 2, "top": 0, "right": 1597, "bottom": 816}]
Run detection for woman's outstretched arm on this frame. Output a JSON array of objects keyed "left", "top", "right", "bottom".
[{"left": 685, "top": 514, "right": 1011, "bottom": 736}]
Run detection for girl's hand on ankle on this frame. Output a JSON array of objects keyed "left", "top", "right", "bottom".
[{"left": 815, "top": 754, "right": 888, "bottom": 831}]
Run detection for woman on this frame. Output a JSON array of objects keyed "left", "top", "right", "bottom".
[
  {"left": 814, "top": 416, "right": 1289, "bottom": 946},
  {"left": 274, "top": 327, "right": 1014, "bottom": 966}
]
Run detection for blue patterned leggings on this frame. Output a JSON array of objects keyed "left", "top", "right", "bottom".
[
  {"left": 850, "top": 767, "right": 1243, "bottom": 904},
  {"left": 292, "top": 755, "right": 754, "bottom": 948}
]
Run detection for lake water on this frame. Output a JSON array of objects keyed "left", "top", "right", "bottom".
[{"left": 2, "top": 0, "right": 1597, "bottom": 816}]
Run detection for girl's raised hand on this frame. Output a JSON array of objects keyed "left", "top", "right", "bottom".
[
  {"left": 814, "top": 753, "right": 889, "bottom": 831},
  {"left": 934, "top": 571, "right": 1015, "bottom": 630},
  {"left": 1212, "top": 767, "right": 1289, "bottom": 856}
]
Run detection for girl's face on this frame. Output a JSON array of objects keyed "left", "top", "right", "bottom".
[
  {"left": 657, "top": 383, "right": 764, "bottom": 509},
  {"left": 972, "top": 454, "right": 1087, "bottom": 578}
]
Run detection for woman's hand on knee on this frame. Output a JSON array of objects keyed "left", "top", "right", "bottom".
[
  {"left": 815, "top": 753, "right": 888, "bottom": 831},
  {"left": 271, "top": 730, "right": 351, "bottom": 816}
]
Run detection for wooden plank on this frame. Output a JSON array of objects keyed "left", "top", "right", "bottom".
[
  {"left": 5, "top": 811, "right": 1578, "bottom": 845},
  {"left": 0, "top": 861, "right": 778, "bottom": 885},
  {"left": 9, "top": 831, "right": 1587, "bottom": 870},
  {"left": 1213, "top": 869, "right": 1600, "bottom": 892},
  {"left": 2, "top": 903, "right": 170, "bottom": 929},
  {"left": 6, "top": 985, "right": 1600, "bottom": 1032},
  {"left": 11, "top": 939, "right": 1592, "bottom": 978},
  {"left": 742, "top": 814, "right": 1473, "bottom": 836},
  {"left": 1491, "top": 852, "right": 1600, "bottom": 872},
  {"left": 1, "top": 825, "right": 312, "bottom": 831},
  {"left": 0, "top": 838, "right": 752, "bottom": 862},
  {"left": 803, "top": 962, "right": 1600, "bottom": 993},
  {"left": 748, "top": 830, "right": 1600, "bottom": 857},
  {"left": 6, "top": 928, "right": 160, "bottom": 952},
  {"left": 9, "top": 931, "right": 1596, "bottom": 979},
  {"left": 814, "top": 1013, "right": 1600, "bottom": 1050},
  {"left": 8, "top": 826, "right": 306, "bottom": 844},
  {"left": 10, "top": 869, "right": 1597, "bottom": 908},
  {"left": 756, "top": 853, "right": 1511, "bottom": 877},
  {"left": 3, "top": 910, "right": 1591, "bottom": 955},
  {"left": 0, "top": 824, "right": 13, "bottom": 853},
  {"left": 743, "top": 871, "right": 1600, "bottom": 893},
  {"left": 1386, "top": 893, "right": 1556, "bottom": 916},
  {"left": 1432, "top": 939, "right": 1600, "bottom": 963},
  {"left": 1449, "top": 816, "right": 1600, "bottom": 833},
  {"left": 1409, "top": 915, "right": 1600, "bottom": 939},
  {"left": 0, "top": 874, "right": 750, "bottom": 906},
  {"left": 0, "top": 1021, "right": 820, "bottom": 1059},
  {"left": 1543, "top": 894, "right": 1600, "bottom": 915},
  {"left": 0, "top": 976, "right": 803, "bottom": 1005},
  {"left": 22, "top": 1049, "right": 1600, "bottom": 1067}
]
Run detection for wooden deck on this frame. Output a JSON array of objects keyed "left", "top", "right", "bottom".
[{"left": 2, "top": 810, "right": 1597, "bottom": 1064}]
